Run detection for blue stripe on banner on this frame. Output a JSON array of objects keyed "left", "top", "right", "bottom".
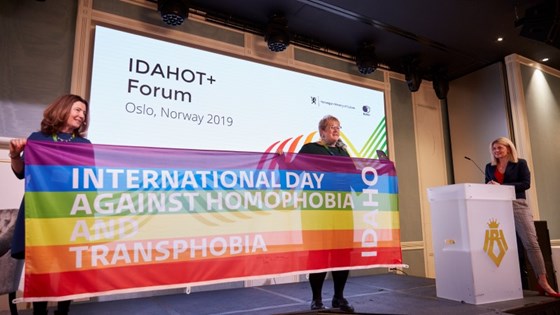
[{"left": 26, "top": 165, "right": 398, "bottom": 194}]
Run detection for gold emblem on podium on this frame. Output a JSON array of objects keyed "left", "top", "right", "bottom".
[{"left": 483, "top": 218, "right": 508, "bottom": 267}]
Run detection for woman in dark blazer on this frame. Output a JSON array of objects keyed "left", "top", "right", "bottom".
[
  {"left": 9, "top": 94, "right": 92, "bottom": 315},
  {"left": 299, "top": 115, "right": 355, "bottom": 312},
  {"left": 485, "top": 137, "right": 559, "bottom": 298}
]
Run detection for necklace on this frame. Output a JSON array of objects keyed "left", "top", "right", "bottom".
[
  {"left": 318, "top": 141, "right": 335, "bottom": 156},
  {"left": 497, "top": 163, "right": 507, "bottom": 172},
  {"left": 52, "top": 133, "right": 75, "bottom": 142}
]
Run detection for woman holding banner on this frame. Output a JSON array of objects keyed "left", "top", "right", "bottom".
[
  {"left": 485, "top": 137, "right": 560, "bottom": 298},
  {"left": 298, "top": 115, "right": 355, "bottom": 313},
  {"left": 9, "top": 94, "right": 91, "bottom": 315}
]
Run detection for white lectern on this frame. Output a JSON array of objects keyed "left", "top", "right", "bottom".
[{"left": 427, "top": 183, "right": 522, "bottom": 304}]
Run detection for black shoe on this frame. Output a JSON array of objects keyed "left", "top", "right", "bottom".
[
  {"left": 332, "top": 297, "right": 354, "bottom": 313},
  {"left": 310, "top": 299, "right": 326, "bottom": 310}
]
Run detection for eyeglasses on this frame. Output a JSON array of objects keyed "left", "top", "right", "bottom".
[{"left": 328, "top": 125, "right": 342, "bottom": 131}]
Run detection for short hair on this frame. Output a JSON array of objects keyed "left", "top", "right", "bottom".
[
  {"left": 40, "top": 94, "right": 89, "bottom": 136},
  {"left": 318, "top": 115, "right": 340, "bottom": 131},
  {"left": 489, "top": 137, "right": 519, "bottom": 165},
  {"left": 318, "top": 115, "right": 340, "bottom": 141}
]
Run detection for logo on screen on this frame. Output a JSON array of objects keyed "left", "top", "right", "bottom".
[
  {"left": 311, "top": 96, "right": 318, "bottom": 106},
  {"left": 362, "top": 105, "right": 371, "bottom": 116}
]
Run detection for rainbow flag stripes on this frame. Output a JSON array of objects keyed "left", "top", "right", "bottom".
[{"left": 22, "top": 140, "right": 402, "bottom": 301}]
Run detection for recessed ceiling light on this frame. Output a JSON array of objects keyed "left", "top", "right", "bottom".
[
  {"left": 496, "top": 37, "right": 504, "bottom": 42},
  {"left": 541, "top": 57, "right": 549, "bottom": 62}
]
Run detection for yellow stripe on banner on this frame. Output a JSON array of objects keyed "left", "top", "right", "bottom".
[
  {"left": 26, "top": 210, "right": 399, "bottom": 246},
  {"left": 308, "top": 210, "right": 400, "bottom": 231}
]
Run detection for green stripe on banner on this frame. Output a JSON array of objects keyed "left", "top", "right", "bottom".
[{"left": 25, "top": 191, "right": 399, "bottom": 218}]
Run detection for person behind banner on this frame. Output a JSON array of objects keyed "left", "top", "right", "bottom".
[
  {"left": 298, "top": 115, "right": 355, "bottom": 313},
  {"left": 485, "top": 137, "right": 560, "bottom": 298},
  {"left": 9, "top": 94, "right": 92, "bottom": 315}
]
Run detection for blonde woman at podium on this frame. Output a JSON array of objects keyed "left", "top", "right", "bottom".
[{"left": 485, "top": 137, "right": 560, "bottom": 298}]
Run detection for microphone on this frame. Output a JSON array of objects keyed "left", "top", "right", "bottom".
[
  {"left": 336, "top": 139, "right": 347, "bottom": 150},
  {"left": 464, "top": 156, "right": 490, "bottom": 183}
]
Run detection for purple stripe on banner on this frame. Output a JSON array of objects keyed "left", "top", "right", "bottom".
[
  {"left": 25, "top": 141, "right": 95, "bottom": 166},
  {"left": 25, "top": 141, "right": 397, "bottom": 176}
]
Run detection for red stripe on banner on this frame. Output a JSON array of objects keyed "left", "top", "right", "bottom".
[
  {"left": 25, "top": 229, "right": 400, "bottom": 273},
  {"left": 24, "top": 247, "right": 402, "bottom": 298}
]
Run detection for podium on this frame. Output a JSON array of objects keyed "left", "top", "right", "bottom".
[{"left": 427, "top": 183, "right": 523, "bottom": 304}]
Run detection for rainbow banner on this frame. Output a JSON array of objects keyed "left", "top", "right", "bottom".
[{"left": 22, "top": 140, "right": 402, "bottom": 301}]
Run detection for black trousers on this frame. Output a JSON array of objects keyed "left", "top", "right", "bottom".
[
  {"left": 32, "top": 300, "right": 71, "bottom": 315},
  {"left": 309, "top": 270, "right": 350, "bottom": 300}
]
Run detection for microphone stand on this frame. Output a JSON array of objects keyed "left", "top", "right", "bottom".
[{"left": 464, "top": 156, "right": 490, "bottom": 183}]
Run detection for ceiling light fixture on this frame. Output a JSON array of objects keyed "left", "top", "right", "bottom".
[
  {"left": 517, "top": 0, "right": 560, "bottom": 49},
  {"left": 432, "top": 71, "right": 449, "bottom": 100},
  {"left": 265, "top": 13, "right": 290, "bottom": 52},
  {"left": 158, "top": 0, "right": 189, "bottom": 26},
  {"left": 356, "top": 42, "right": 378, "bottom": 75},
  {"left": 403, "top": 57, "right": 423, "bottom": 92},
  {"left": 542, "top": 57, "right": 549, "bottom": 62}
]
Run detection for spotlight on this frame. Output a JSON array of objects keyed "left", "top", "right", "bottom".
[
  {"left": 158, "top": 0, "right": 189, "bottom": 26},
  {"left": 356, "top": 43, "right": 378, "bottom": 75},
  {"left": 432, "top": 72, "right": 449, "bottom": 100},
  {"left": 265, "top": 13, "right": 290, "bottom": 52},
  {"left": 403, "top": 58, "right": 422, "bottom": 92},
  {"left": 517, "top": 1, "right": 560, "bottom": 48}
]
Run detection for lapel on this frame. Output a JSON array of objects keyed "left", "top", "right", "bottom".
[{"left": 503, "top": 161, "right": 513, "bottom": 181}]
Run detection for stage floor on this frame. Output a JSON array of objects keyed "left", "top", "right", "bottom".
[{"left": 3, "top": 273, "right": 560, "bottom": 315}]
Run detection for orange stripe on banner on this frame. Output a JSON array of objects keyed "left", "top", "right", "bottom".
[
  {"left": 24, "top": 247, "right": 403, "bottom": 299},
  {"left": 26, "top": 229, "right": 400, "bottom": 273}
]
